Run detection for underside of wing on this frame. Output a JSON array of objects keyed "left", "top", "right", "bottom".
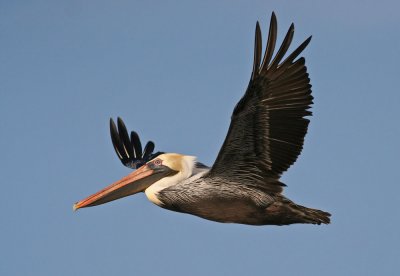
[{"left": 207, "top": 12, "right": 313, "bottom": 193}]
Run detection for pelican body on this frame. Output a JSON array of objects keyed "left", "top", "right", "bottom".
[{"left": 74, "top": 13, "right": 331, "bottom": 226}]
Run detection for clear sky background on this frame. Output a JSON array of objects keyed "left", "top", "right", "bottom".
[{"left": 1, "top": 1, "right": 399, "bottom": 275}]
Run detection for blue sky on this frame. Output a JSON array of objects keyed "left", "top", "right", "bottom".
[{"left": 1, "top": 1, "right": 399, "bottom": 275}]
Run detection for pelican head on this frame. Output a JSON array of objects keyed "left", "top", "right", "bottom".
[{"left": 73, "top": 153, "right": 198, "bottom": 210}]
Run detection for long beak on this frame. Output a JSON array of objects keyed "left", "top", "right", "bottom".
[{"left": 73, "top": 164, "right": 167, "bottom": 211}]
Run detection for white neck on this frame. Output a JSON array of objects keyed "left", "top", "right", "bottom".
[{"left": 145, "top": 155, "right": 196, "bottom": 205}]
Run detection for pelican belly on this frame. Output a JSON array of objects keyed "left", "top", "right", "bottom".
[{"left": 156, "top": 179, "right": 275, "bottom": 224}]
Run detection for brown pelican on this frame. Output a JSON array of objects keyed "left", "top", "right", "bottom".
[{"left": 74, "top": 13, "right": 331, "bottom": 226}]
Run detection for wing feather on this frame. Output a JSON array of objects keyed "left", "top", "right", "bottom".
[
  {"left": 206, "top": 13, "right": 313, "bottom": 194},
  {"left": 109, "top": 117, "right": 163, "bottom": 169}
]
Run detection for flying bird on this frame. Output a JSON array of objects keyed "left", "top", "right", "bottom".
[{"left": 74, "top": 13, "right": 331, "bottom": 225}]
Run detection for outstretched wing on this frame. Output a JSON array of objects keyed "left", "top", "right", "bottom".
[
  {"left": 206, "top": 12, "right": 313, "bottom": 193},
  {"left": 110, "top": 117, "right": 162, "bottom": 169}
]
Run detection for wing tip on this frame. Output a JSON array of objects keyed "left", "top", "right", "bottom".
[
  {"left": 109, "top": 117, "right": 160, "bottom": 169},
  {"left": 271, "top": 11, "right": 277, "bottom": 24},
  {"left": 251, "top": 21, "right": 263, "bottom": 80}
]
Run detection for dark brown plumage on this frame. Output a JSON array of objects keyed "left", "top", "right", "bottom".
[
  {"left": 209, "top": 13, "right": 313, "bottom": 193},
  {"left": 197, "top": 12, "right": 331, "bottom": 225},
  {"left": 75, "top": 12, "right": 331, "bottom": 226}
]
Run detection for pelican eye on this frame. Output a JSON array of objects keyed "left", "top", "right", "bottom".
[{"left": 153, "top": 159, "right": 162, "bottom": 166}]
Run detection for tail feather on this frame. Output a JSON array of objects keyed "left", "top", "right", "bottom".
[
  {"left": 289, "top": 203, "right": 331, "bottom": 225},
  {"left": 264, "top": 200, "right": 331, "bottom": 225}
]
